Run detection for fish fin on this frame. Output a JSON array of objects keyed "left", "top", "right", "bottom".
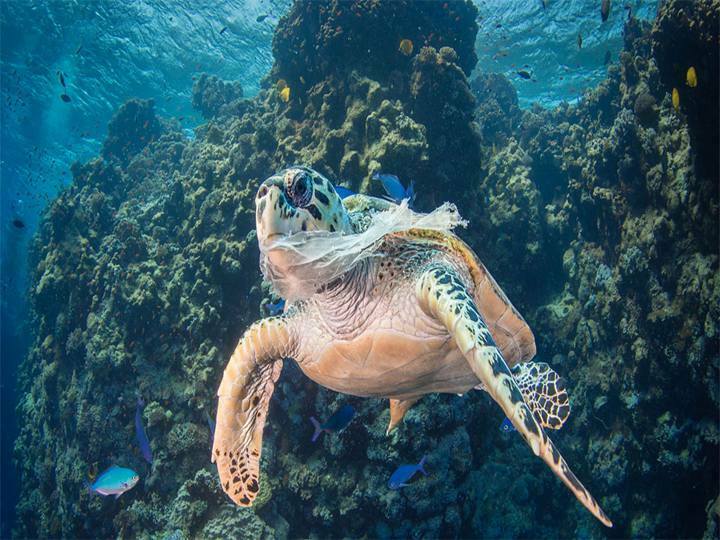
[
  {"left": 310, "top": 416, "right": 323, "bottom": 442},
  {"left": 387, "top": 398, "right": 420, "bottom": 435},
  {"left": 374, "top": 173, "right": 406, "bottom": 202},
  {"left": 417, "top": 455, "right": 428, "bottom": 476},
  {"left": 511, "top": 362, "right": 571, "bottom": 430},
  {"left": 334, "top": 186, "right": 355, "bottom": 199},
  {"left": 417, "top": 264, "right": 612, "bottom": 528},
  {"left": 213, "top": 317, "right": 293, "bottom": 507}
]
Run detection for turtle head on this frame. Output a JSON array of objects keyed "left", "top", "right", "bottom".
[{"left": 255, "top": 166, "right": 351, "bottom": 244}]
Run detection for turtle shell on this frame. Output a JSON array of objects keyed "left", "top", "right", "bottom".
[
  {"left": 342, "top": 193, "right": 536, "bottom": 366},
  {"left": 395, "top": 228, "right": 536, "bottom": 367}
]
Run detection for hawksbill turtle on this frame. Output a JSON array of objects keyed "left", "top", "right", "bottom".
[{"left": 212, "top": 166, "right": 612, "bottom": 527}]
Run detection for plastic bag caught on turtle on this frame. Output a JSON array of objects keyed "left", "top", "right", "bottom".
[{"left": 259, "top": 199, "right": 467, "bottom": 303}]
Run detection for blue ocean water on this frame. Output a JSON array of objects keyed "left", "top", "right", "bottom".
[{"left": 1, "top": 0, "right": 715, "bottom": 538}]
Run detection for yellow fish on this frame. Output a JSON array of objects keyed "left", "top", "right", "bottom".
[
  {"left": 686, "top": 66, "right": 697, "bottom": 87},
  {"left": 672, "top": 87, "right": 680, "bottom": 110},
  {"left": 399, "top": 38, "right": 413, "bottom": 56},
  {"left": 279, "top": 86, "right": 290, "bottom": 102}
]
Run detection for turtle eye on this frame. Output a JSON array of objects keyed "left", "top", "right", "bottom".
[{"left": 287, "top": 171, "right": 313, "bottom": 208}]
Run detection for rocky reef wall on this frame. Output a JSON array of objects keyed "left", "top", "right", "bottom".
[{"left": 13, "top": 1, "right": 719, "bottom": 538}]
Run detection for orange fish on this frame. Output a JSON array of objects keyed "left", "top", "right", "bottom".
[{"left": 399, "top": 38, "right": 413, "bottom": 56}]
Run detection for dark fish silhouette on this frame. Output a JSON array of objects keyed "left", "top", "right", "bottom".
[
  {"left": 577, "top": 33, "right": 583, "bottom": 49},
  {"left": 12, "top": 219, "right": 25, "bottom": 229},
  {"left": 60, "top": 93, "right": 71, "bottom": 102},
  {"left": 135, "top": 398, "right": 152, "bottom": 464},
  {"left": 601, "top": 0, "right": 611, "bottom": 22},
  {"left": 256, "top": 14, "right": 269, "bottom": 23},
  {"left": 604, "top": 50, "right": 612, "bottom": 65},
  {"left": 219, "top": 26, "right": 227, "bottom": 35},
  {"left": 310, "top": 404, "right": 355, "bottom": 442},
  {"left": 57, "top": 71, "right": 66, "bottom": 88},
  {"left": 517, "top": 70, "right": 532, "bottom": 80}
]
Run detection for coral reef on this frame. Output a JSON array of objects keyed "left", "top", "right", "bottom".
[
  {"left": 191, "top": 74, "right": 245, "bottom": 120},
  {"left": 13, "top": 1, "right": 719, "bottom": 539}
]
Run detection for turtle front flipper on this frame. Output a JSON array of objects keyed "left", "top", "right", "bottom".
[
  {"left": 213, "top": 317, "right": 295, "bottom": 506},
  {"left": 417, "top": 265, "right": 612, "bottom": 528}
]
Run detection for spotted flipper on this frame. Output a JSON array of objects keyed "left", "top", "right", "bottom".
[
  {"left": 512, "top": 362, "right": 570, "bottom": 430},
  {"left": 387, "top": 397, "right": 420, "bottom": 435},
  {"left": 213, "top": 317, "right": 295, "bottom": 506},
  {"left": 477, "top": 362, "right": 572, "bottom": 430},
  {"left": 417, "top": 264, "right": 612, "bottom": 528}
]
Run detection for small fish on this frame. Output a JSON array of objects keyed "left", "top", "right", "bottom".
[
  {"left": 686, "top": 66, "right": 697, "bottom": 88},
  {"left": 577, "top": 33, "right": 583, "bottom": 49},
  {"left": 135, "top": 398, "right": 152, "bottom": 464},
  {"left": 517, "top": 70, "right": 532, "bottom": 80},
  {"left": 87, "top": 466, "right": 139, "bottom": 498},
  {"left": 75, "top": 44, "right": 83, "bottom": 55},
  {"left": 279, "top": 86, "right": 290, "bottom": 102},
  {"left": 499, "top": 417, "right": 517, "bottom": 433},
  {"left": 12, "top": 219, "right": 25, "bottom": 229},
  {"left": 256, "top": 14, "right": 269, "bottom": 23},
  {"left": 399, "top": 38, "right": 414, "bottom": 56},
  {"left": 60, "top": 93, "right": 71, "bottom": 103},
  {"left": 372, "top": 173, "right": 415, "bottom": 206},
  {"left": 672, "top": 87, "right": 680, "bottom": 110},
  {"left": 267, "top": 298, "right": 285, "bottom": 316},
  {"left": 601, "top": 0, "right": 611, "bottom": 22},
  {"left": 310, "top": 404, "right": 355, "bottom": 442},
  {"left": 388, "top": 456, "right": 428, "bottom": 490},
  {"left": 219, "top": 26, "right": 228, "bottom": 35},
  {"left": 624, "top": 3, "right": 632, "bottom": 20},
  {"left": 57, "top": 71, "right": 66, "bottom": 88},
  {"left": 604, "top": 50, "right": 612, "bottom": 65},
  {"left": 334, "top": 185, "right": 355, "bottom": 199},
  {"left": 205, "top": 410, "right": 216, "bottom": 448},
  {"left": 205, "top": 411, "right": 216, "bottom": 436},
  {"left": 540, "top": 0, "right": 547, "bottom": 9}
]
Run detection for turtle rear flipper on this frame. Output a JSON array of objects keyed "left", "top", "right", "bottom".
[{"left": 512, "top": 362, "right": 571, "bottom": 430}]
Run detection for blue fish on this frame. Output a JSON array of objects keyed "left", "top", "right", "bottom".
[
  {"left": 205, "top": 410, "right": 216, "bottom": 439},
  {"left": 310, "top": 404, "right": 355, "bottom": 442},
  {"left": 372, "top": 173, "right": 415, "bottom": 206},
  {"left": 205, "top": 410, "right": 216, "bottom": 449},
  {"left": 334, "top": 185, "right": 355, "bottom": 199},
  {"left": 267, "top": 299, "right": 285, "bottom": 316},
  {"left": 87, "top": 466, "right": 139, "bottom": 498},
  {"left": 499, "top": 417, "right": 517, "bottom": 433},
  {"left": 135, "top": 398, "right": 152, "bottom": 464},
  {"left": 388, "top": 456, "right": 428, "bottom": 490}
]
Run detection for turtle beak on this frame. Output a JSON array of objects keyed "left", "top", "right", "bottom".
[{"left": 256, "top": 177, "right": 293, "bottom": 244}]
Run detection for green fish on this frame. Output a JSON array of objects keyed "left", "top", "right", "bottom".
[{"left": 87, "top": 466, "right": 139, "bottom": 498}]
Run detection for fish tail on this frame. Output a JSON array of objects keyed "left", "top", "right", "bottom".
[
  {"left": 418, "top": 455, "right": 428, "bottom": 476},
  {"left": 310, "top": 417, "right": 323, "bottom": 442},
  {"left": 84, "top": 480, "right": 96, "bottom": 496}
]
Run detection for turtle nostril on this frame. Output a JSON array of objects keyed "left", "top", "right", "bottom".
[{"left": 257, "top": 185, "right": 269, "bottom": 199}]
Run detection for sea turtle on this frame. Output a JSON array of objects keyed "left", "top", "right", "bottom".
[{"left": 212, "top": 166, "right": 612, "bottom": 527}]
